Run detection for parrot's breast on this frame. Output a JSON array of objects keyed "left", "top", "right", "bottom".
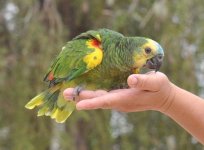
[{"left": 74, "top": 64, "right": 131, "bottom": 91}]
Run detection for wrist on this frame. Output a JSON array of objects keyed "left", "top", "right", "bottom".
[{"left": 157, "top": 83, "right": 177, "bottom": 113}]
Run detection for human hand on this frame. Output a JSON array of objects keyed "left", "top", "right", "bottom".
[{"left": 63, "top": 72, "right": 175, "bottom": 112}]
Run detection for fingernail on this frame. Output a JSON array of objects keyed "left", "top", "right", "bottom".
[
  {"left": 131, "top": 75, "right": 138, "bottom": 85},
  {"left": 128, "top": 75, "right": 138, "bottom": 88},
  {"left": 63, "top": 89, "right": 73, "bottom": 98},
  {"left": 63, "top": 93, "right": 73, "bottom": 101},
  {"left": 63, "top": 92, "right": 73, "bottom": 101},
  {"left": 65, "top": 96, "right": 74, "bottom": 101}
]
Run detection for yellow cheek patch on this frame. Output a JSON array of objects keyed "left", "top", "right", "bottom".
[
  {"left": 133, "top": 39, "right": 160, "bottom": 71},
  {"left": 133, "top": 53, "right": 147, "bottom": 69},
  {"left": 83, "top": 39, "right": 103, "bottom": 69},
  {"left": 142, "top": 39, "right": 157, "bottom": 58}
]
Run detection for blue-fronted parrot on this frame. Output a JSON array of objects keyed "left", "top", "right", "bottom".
[{"left": 25, "top": 28, "right": 164, "bottom": 123}]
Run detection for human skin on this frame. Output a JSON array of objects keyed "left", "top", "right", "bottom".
[{"left": 63, "top": 72, "right": 204, "bottom": 144}]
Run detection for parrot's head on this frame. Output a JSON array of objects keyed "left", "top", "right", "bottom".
[{"left": 132, "top": 38, "right": 164, "bottom": 72}]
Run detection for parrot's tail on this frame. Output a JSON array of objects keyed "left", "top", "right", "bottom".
[{"left": 25, "top": 84, "right": 75, "bottom": 123}]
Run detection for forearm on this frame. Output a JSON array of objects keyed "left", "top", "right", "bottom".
[{"left": 162, "top": 84, "right": 204, "bottom": 144}]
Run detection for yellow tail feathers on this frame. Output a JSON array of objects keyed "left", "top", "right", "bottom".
[
  {"left": 50, "top": 102, "right": 75, "bottom": 123},
  {"left": 25, "top": 87, "right": 75, "bottom": 123},
  {"left": 36, "top": 101, "right": 75, "bottom": 123},
  {"left": 25, "top": 93, "right": 45, "bottom": 109}
]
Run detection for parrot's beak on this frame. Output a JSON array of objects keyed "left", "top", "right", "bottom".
[{"left": 145, "top": 54, "right": 164, "bottom": 72}]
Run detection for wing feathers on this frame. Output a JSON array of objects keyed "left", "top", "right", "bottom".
[{"left": 44, "top": 30, "right": 103, "bottom": 86}]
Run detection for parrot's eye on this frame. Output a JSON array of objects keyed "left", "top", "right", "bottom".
[{"left": 145, "top": 47, "right": 152, "bottom": 54}]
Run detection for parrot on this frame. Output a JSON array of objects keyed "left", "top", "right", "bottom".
[{"left": 25, "top": 28, "right": 164, "bottom": 123}]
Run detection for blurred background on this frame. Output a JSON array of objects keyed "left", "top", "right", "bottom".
[{"left": 0, "top": 0, "right": 204, "bottom": 149}]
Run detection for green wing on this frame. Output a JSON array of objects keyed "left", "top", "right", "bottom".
[{"left": 44, "top": 30, "right": 103, "bottom": 85}]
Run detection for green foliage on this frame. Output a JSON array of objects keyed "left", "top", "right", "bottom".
[{"left": 0, "top": 0, "right": 204, "bottom": 149}]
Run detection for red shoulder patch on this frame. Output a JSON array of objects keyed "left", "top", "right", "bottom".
[
  {"left": 48, "top": 72, "right": 54, "bottom": 81},
  {"left": 91, "top": 39, "right": 101, "bottom": 48}
]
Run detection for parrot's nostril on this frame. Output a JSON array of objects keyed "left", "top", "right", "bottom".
[{"left": 157, "top": 54, "right": 163, "bottom": 61}]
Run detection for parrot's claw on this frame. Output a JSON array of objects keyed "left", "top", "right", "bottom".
[{"left": 72, "top": 86, "right": 83, "bottom": 101}]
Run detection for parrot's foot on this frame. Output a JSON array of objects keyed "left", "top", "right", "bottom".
[{"left": 72, "top": 86, "right": 83, "bottom": 101}]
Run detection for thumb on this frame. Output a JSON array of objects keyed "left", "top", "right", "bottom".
[{"left": 127, "top": 71, "right": 167, "bottom": 92}]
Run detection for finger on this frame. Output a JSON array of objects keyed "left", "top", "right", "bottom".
[
  {"left": 76, "top": 93, "right": 119, "bottom": 110},
  {"left": 63, "top": 88, "right": 107, "bottom": 101},
  {"left": 76, "top": 89, "right": 133, "bottom": 110},
  {"left": 127, "top": 71, "right": 168, "bottom": 92},
  {"left": 109, "top": 89, "right": 126, "bottom": 93}
]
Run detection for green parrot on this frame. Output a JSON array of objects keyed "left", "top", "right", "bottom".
[{"left": 25, "top": 28, "right": 164, "bottom": 123}]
